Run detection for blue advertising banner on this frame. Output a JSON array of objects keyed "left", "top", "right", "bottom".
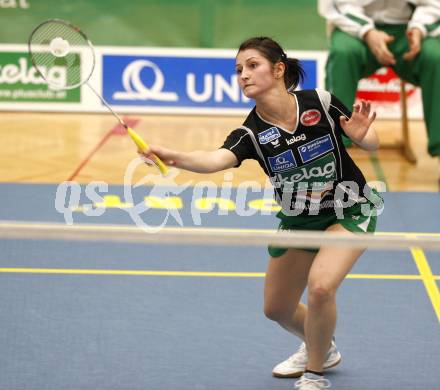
[{"left": 102, "top": 54, "right": 317, "bottom": 110}]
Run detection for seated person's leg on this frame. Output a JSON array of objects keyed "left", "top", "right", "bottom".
[
  {"left": 325, "top": 28, "right": 380, "bottom": 147},
  {"left": 400, "top": 37, "right": 440, "bottom": 158}
]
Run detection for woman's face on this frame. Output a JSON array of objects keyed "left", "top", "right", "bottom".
[{"left": 235, "top": 48, "right": 279, "bottom": 98}]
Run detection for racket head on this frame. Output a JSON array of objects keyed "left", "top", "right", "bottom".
[{"left": 28, "top": 18, "right": 95, "bottom": 90}]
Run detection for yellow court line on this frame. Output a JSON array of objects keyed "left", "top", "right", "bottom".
[
  {"left": 0, "top": 267, "right": 436, "bottom": 280},
  {"left": 411, "top": 247, "right": 440, "bottom": 323},
  {"left": 0, "top": 268, "right": 266, "bottom": 278}
]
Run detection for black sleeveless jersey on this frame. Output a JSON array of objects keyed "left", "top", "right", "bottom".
[{"left": 221, "top": 89, "right": 369, "bottom": 216}]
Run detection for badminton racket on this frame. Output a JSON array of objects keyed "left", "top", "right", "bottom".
[{"left": 28, "top": 18, "right": 168, "bottom": 176}]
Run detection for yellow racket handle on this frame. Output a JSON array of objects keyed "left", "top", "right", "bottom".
[{"left": 127, "top": 127, "right": 169, "bottom": 176}]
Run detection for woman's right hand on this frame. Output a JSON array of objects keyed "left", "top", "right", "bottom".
[
  {"left": 138, "top": 147, "right": 238, "bottom": 174},
  {"left": 137, "top": 145, "right": 179, "bottom": 167}
]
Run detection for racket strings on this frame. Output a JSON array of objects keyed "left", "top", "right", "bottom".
[{"left": 29, "top": 20, "right": 94, "bottom": 89}]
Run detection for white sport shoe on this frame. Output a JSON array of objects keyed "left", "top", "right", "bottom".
[
  {"left": 294, "top": 374, "right": 331, "bottom": 389},
  {"left": 272, "top": 341, "right": 341, "bottom": 378}
]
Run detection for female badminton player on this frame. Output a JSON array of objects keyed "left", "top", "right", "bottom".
[{"left": 139, "top": 37, "right": 381, "bottom": 389}]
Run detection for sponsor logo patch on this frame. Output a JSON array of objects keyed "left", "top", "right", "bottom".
[
  {"left": 300, "top": 109, "right": 321, "bottom": 126},
  {"left": 298, "top": 134, "right": 334, "bottom": 163},
  {"left": 258, "top": 127, "right": 281, "bottom": 144},
  {"left": 268, "top": 150, "right": 297, "bottom": 173}
]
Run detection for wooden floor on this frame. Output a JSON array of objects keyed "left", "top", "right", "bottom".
[{"left": 0, "top": 111, "right": 438, "bottom": 191}]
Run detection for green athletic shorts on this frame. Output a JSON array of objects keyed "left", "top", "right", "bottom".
[{"left": 268, "top": 196, "right": 382, "bottom": 257}]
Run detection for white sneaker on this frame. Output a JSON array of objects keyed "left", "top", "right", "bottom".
[
  {"left": 294, "top": 374, "right": 331, "bottom": 389},
  {"left": 272, "top": 341, "right": 341, "bottom": 378}
]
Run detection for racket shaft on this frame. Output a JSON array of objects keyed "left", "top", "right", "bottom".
[{"left": 89, "top": 84, "right": 168, "bottom": 176}]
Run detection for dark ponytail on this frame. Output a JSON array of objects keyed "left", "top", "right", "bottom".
[
  {"left": 284, "top": 58, "right": 305, "bottom": 91},
  {"left": 237, "top": 36, "right": 305, "bottom": 90}
]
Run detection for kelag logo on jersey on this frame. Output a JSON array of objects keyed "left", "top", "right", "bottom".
[
  {"left": 286, "top": 133, "right": 307, "bottom": 145},
  {"left": 102, "top": 55, "right": 317, "bottom": 109},
  {"left": 275, "top": 153, "right": 337, "bottom": 191},
  {"left": 258, "top": 127, "right": 281, "bottom": 144},
  {"left": 268, "top": 150, "right": 297, "bottom": 173},
  {"left": 298, "top": 134, "right": 334, "bottom": 163}
]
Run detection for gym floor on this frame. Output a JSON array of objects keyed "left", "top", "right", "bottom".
[{"left": 0, "top": 113, "right": 439, "bottom": 389}]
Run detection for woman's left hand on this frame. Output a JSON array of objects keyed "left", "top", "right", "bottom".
[{"left": 339, "top": 100, "right": 376, "bottom": 144}]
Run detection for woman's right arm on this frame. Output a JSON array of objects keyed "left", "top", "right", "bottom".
[{"left": 140, "top": 146, "right": 239, "bottom": 174}]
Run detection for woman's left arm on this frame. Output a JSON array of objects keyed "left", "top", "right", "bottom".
[
  {"left": 339, "top": 100, "right": 379, "bottom": 151},
  {"left": 352, "top": 124, "right": 379, "bottom": 151}
]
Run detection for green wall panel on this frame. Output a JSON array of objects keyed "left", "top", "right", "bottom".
[{"left": 0, "top": 0, "right": 327, "bottom": 50}]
